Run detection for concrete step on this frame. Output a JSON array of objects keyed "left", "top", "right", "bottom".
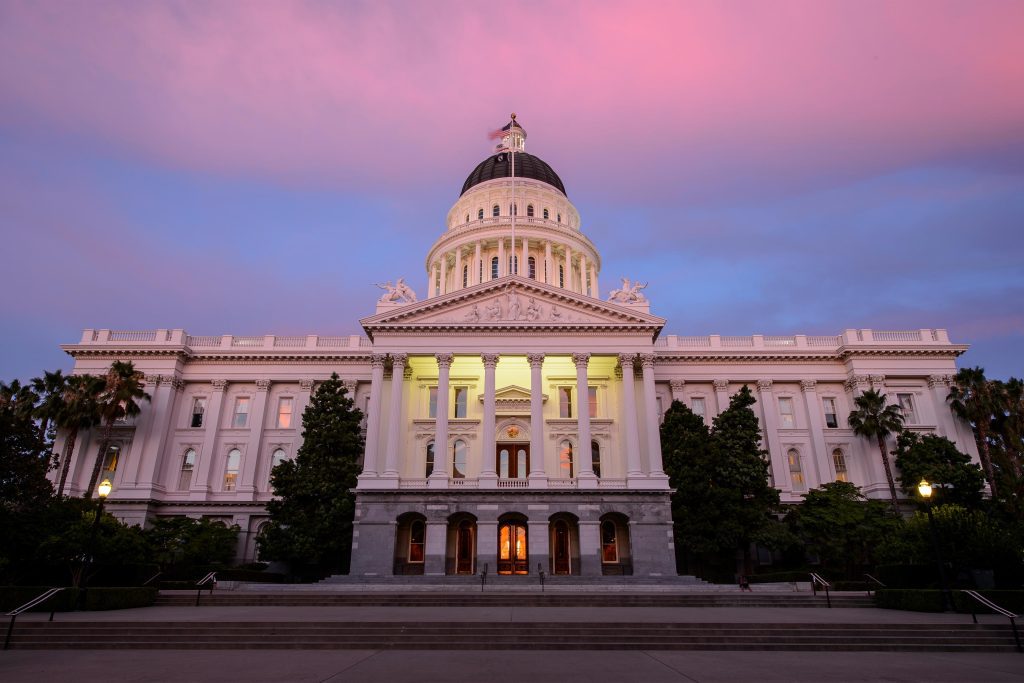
[{"left": 7, "top": 621, "right": 1016, "bottom": 652}]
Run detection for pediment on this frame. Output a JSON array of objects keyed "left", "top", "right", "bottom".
[
  {"left": 489, "top": 385, "right": 540, "bottom": 401},
  {"left": 361, "top": 276, "right": 665, "bottom": 335}
]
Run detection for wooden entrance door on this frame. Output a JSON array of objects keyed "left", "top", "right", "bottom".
[
  {"left": 455, "top": 520, "right": 475, "bottom": 574},
  {"left": 498, "top": 521, "right": 528, "bottom": 574},
  {"left": 552, "top": 520, "right": 571, "bottom": 575},
  {"left": 496, "top": 443, "right": 529, "bottom": 479}
]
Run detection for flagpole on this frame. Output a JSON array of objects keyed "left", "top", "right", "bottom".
[{"left": 510, "top": 112, "right": 516, "bottom": 276}]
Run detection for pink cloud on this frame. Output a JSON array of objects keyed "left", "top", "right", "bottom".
[{"left": 1, "top": 1, "right": 1022, "bottom": 195}]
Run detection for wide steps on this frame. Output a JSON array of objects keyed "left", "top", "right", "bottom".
[
  {"left": 7, "top": 621, "right": 1016, "bottom": 651},
  {"left": 154, "top": 593, "right": 874, "bottom": 608}
]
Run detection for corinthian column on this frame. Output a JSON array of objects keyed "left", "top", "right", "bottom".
[
  {"left": 619, "top": 355, "right": 643, "bottom": 482},
  {"left": 359, "top": 355, "right": 387, "bottom": 482},
  {"left": 383, "top": 353, "right": 408, "bottom": 478},
  {"left": 527, "top": 353, "right": 547, "bottom": 484},
  {"left": 428, "top": 353, "right": 453, "bottom": 487},
  {"left": 574, "top": 353, "right": 596, "bottom": 485},
  {"left": 479, "top": 353, "right": 500, "bottom": 484},
  {"left": 639, "top": 354, "right": 667, "bottom": 480}
]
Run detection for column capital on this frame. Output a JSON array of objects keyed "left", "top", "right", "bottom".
[
  {"left": 617, "top": 352, "right": 636, "bottom": 366},
  {"left": 342, "top": 379, "right": 358, "bottom": 394},
  {"left": 436, "top": 353, "right": 454, "bottom": 368},
  {"left": 927, "top": 374, "right": 949, "bottom": 388},
  {"left": 403, "top": 366, "right": 414, "bottom": 380},
  {"left": 211, "top": 379, "right": 228, "bottom": 391},
  {"left": 526, "top": 352, "right": 545, "bottom": 368},
  {"left": 845, "top": 374, "right": 869, "bottom": 392},
  {"left": 255, "top": 379, "right": 272, "bottom": 391},
  {"left": 170, "top": 377, "right": 186, "bottom": 392},
  {"left": 713, "top": 379, "right": 729, "bottom": 391},
  {"left": 370, "top": 354, "right": 388, "bottom": 369},
  {"left": 481, "top": 353, "right": 501, "bottom": 368},
  {"left": 299, "top": 379, "right": 315, "bottom": 390},
  {"left": 800, "top": 379, "right": 818, "bottom": 392},
  {"left": 669, "top": 379, "right": 686, "bottom": 391},
  {"left": 638, "top": 353, "right": 656, "bottom": 368},
  {"left": 756, "top": 379, "right": 773, "bottom": 392},
  {"left": 571, "top": 352, "right": 591, "bottom": 367},
  {"left": 870, "top": 374, "right": 886, "bottom": 388}
]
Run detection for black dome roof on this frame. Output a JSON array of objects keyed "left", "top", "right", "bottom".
[{"left": 460, "top": 151, "right": 566, "bottom": 197}]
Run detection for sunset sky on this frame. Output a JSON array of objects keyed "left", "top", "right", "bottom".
[{"left": 1, "top": 1, "right": 1022, "bottom": 380}]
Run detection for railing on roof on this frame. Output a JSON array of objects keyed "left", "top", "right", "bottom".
[{"left": 654, "top": 329, "right": 951, "bottom": 352}]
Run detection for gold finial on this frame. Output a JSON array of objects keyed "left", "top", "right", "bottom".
[{"left": 510, "top": 112, "right": 516, "bottom": 120}]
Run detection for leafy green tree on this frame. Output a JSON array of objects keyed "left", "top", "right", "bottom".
[
  {"left": 54, "top": 374, "right": 104, "bottom": 497},
  {"left": 661, "top": 387, "right": 784, "bottom": 577},
  {"left": 258, "top": 373, "right": 363, "bottom": 574},
  {"left": 86, "top": 361, "right": 149, "bottom": 497},
  {"left": 145, "top": 517, "right": 240, "bottom": 568},
  {"left": 847, "top": 389, "right": 904, "bottom": 510},
  {"left": 786, "top": 482, "right": 898, "bottom": 576},
  {"left": 893, "top": 432, "right": 985, "bottom": 509},
  {"left": 948, "top": 367, "right": 1002, "bottom": 498}
]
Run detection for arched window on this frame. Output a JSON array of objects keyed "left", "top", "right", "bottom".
[
  {"left": 425, "top": 441, "right": 435, "bottom": 477},
  {"left": 479, "top": 260, "right": 484, "bottom": 283},
  {"left": 527, "top": 204, "right": 534, "bottom": 217},
  {"left": 509, "top": 255, "right": 518, "bottom": 275},
  {"left": 557, "top": 213, "right": 562, "bottom": 223},
  {"left": 788, "top": 448, "right": 804, "bottom": 488},
  {"left": 832, "top": 448, "right": 848, "bottom": 482},
  {"left": 490, "top": 256, "right": 499, "bottom": 280},
  {"left": 492, "top": 204, "right": 500, "bottom": 217},
  {"left": 409, "top": 519, "right": 425, "bottom": 563},
  {"left": 543, "top": 208, "right": 549, "bottom": 220},
  {"left": 271, "top": 448, "right": 287, "bottom": 469},
  {"left": 477, "top": 208, "right": 484, "bottom": 220},
  {"left": 591, "top": 441, "right": 601, "bottom": 479},
  {"left": 510, "top": 203, "right": 517, "bottom": 215},
  {"left": 462, "top": 264, "right": 469, "bottom": 288},
  {"left": 178, "top": 448, "right": 196, "bottom": 491},
  {"left": 601, "top": 520, "right": 618, "bottom": 563},
  {"left": 559, "top": 264, "right": 565, "bottom": 287},
  {"left": 465, "top": 213, "right": 469, "bottom": 223},
  {"left": 528, "top": 256, "right": 536, "bottom": 279},
  {"left": 559, "top": 440, "right": 574, "bottom": 478},
  {"left": 101, "top": 444, "right": 120, "bottom": 476},
  {"left": 223, "top": 448, "right": 241, "bottom": 491},
  {"left": 452, "top": 440, "right": 467, "bottom": 479}
]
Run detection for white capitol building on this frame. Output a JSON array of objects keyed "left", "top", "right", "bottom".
[{"left": 56, "top": 119, "right": 978, "bottom": 578}]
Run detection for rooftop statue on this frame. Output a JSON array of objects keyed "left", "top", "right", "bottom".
[
  {"left": 608, "top": 277, "right": 648, "bottom": 304},
  {"left": 376, "top": 277, "right": 418, "bottom": 304}
]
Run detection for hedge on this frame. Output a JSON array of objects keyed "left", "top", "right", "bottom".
[
  {"left": 0, "top": 586, "right": 157, "bottom": 612},
  {"left": 875, "top": 589, "right": 1024, "bottom": 614},
  {"left": 875, "top": 564, "right": 939, "bottom": 589}
]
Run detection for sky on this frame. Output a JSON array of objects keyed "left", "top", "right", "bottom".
[{"left": 1, "top": 0, "right": 1022, "bottom": 381}]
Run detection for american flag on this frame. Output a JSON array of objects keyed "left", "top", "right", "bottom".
[{"left": 487, "top": 128, "right": 505, "bottom": 141}]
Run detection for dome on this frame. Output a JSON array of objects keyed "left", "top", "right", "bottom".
[{"left": 460, "top": 151, "right": 567, "bottom": 197}]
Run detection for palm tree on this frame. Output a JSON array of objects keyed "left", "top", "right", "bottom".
[
  {"left": 848, "top": 389, "right": 905, "bottom": 510},
  {"left": 948, "top": 367, "right": 1003, "bottom": 499},
  {"left": 85, "top": 361, "right": 149, "bottom": 497},
  {"left": 54, "top": 374, "right": 104, "bottom": 497},
  {"left": 31, "top": 369, "right": 68, "bottom": 446},
  {"left": 0, "top": 379, "right": 39, "bottom": 421}
]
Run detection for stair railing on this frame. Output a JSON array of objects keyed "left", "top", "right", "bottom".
[
  {"left": 864, "top": 573, "right": 886, "bottom": 597},
  {"left": 538, "top": 563, "right": 546, "bottom": 592},
  {"left": 480, "top": 563, "right": 488, "bottom": 592},
  {"left": 809, "top": 572, "right": 831, "bottom": 608},
  {"left": 141, "top": 571, "right": 162, "bottom": 587},
  {"left": 195, "top": 572, "right": 217, "bottom": 606},
  {"left": 961, "top": 590, "right": 1022, "bottom": 653},
  {"left": 4, "top": 587, "right": 66, "bottom": 650}
]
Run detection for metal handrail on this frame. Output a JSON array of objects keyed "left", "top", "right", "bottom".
[
  {"left": 480, "top": 564, "right": 488, "bottom": 592},
  {"left": 141, "top": 571, "right": 163, "bottom": 587},
  {"left": 962, "top": 590, "right": 1022, "bottom": 653},
  {"left": 4, "top": 587, "right": 66, "bottom": 650},
  {"left": 538, "top": 563, "right": 546, "bottom": 592},
  {"left": 195, "top": 572, "right": 217, "bottom": 606},
  {"left": 810, "top": 572, "right": 832, "bottom": 608},
  {"left": 864, "top": 573, "right": 886, "bottom": 596}
]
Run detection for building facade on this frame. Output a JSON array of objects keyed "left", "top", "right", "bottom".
[{"left": 55, "top": 121, "right": 977, "bottom": 577}]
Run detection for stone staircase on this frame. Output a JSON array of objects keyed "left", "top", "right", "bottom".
[{"left": 7, "top": 620, "right": 1017, "bottom": 651}]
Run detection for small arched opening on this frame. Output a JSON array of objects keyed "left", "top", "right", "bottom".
[
  {"left": 599, "top": 513, "right": 633, "bottom": 576},
  {"left": 394, "top": 512, "right": 427, "bottom": 575}
]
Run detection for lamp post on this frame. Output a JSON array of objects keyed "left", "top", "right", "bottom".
[
  {"left": 918, "top": 479, "right": 954, "bottom": 612},
  {"left": 80, "top": 478, "right": 112, "bottom": 610}
]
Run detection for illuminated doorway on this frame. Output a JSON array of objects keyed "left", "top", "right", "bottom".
[{"left": 498, "top": 520, "right": 528, "bottom": 574}]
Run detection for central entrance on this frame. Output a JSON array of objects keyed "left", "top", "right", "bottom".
[
  {"left": 496, "top": 442, "right": 529, "bottom": 479},
  {"left": 498, "top": 520, "right": 528, "bottom": 574}
]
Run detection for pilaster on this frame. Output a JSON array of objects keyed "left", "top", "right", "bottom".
[
  {"left": 239, "top": 378, "right": 271, "bottom": 496},
  {"left": 192, "top": 379, "right": 227, "bottom": 494}
]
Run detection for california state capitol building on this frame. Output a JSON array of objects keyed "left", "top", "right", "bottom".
[{"left": 54, "top": 118, "right": 979, "bottom": 579}]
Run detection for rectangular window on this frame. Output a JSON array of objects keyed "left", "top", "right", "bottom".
[
  {"left": 778, "top": 397, "right": 795, "bottom": 428},
  {"left": 453, "top": 387, "right": 468, "bottom": 419},
  {"left": 101, "top": 445, "right": 120, "bottom": 476},
  {"left": 276, "top": 397, "right": 293, "bottom": 429},
  {"left": 897, "top": 393, "right": 917, "bottom": 425},
  {"left": 178, "top": 449, "right": 196, "bottom": 491},
  {"left": 190, "top": 398, "right": 206, "bottom": 428},
  {"left": 233, "top": 397, "right": 250, "bottom": 428},
  {"left": 832, "top": 449, "right": 848, "bottom": 482},
  {"left": 588, "top": 386, "right": 598, "bottom": 418},
  {"left": 788, "top": 449, "right": 804, "bottom": 488},
  {"left": 823, "top": 398, "right": 838, "bottom": 429},
  {"left": 691, "top": 397, "right": 706, "bottom": 423},
  {"left": 428, "top": 387, "right": 438, "bottom": 418},
  {"left": 559, "top": 387, "right": 573, "bottom": 418},
  {"left": 656, "top": 396, "right": 663, "bottom": 423}
]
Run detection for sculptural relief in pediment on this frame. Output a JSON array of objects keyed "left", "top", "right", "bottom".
[{"left": 417, "top": 287, "right": 615, "bottom": 325}]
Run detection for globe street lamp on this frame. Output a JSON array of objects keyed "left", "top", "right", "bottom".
[
  {"left": 918, "top": 479, "right": 954, "bottom": 612},
  {"left": 80, "top": 478, "right": 112, "bottom": 610}
]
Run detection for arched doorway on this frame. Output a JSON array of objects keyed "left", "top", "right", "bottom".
[
  {"left": 497, "top": 515, "right": 528, "bottom": 574},
  {"left": 599, "top": 513, "right": 633, "bottom": 576},
  {"left": 445, "top": 513, "right": 477, "bottom": 575},
  {"left": 549, "top": 513, "right": 581, "bottom": 575},
  {"left": 393, "top": 512, "right": 427, "bottom": 575}
]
